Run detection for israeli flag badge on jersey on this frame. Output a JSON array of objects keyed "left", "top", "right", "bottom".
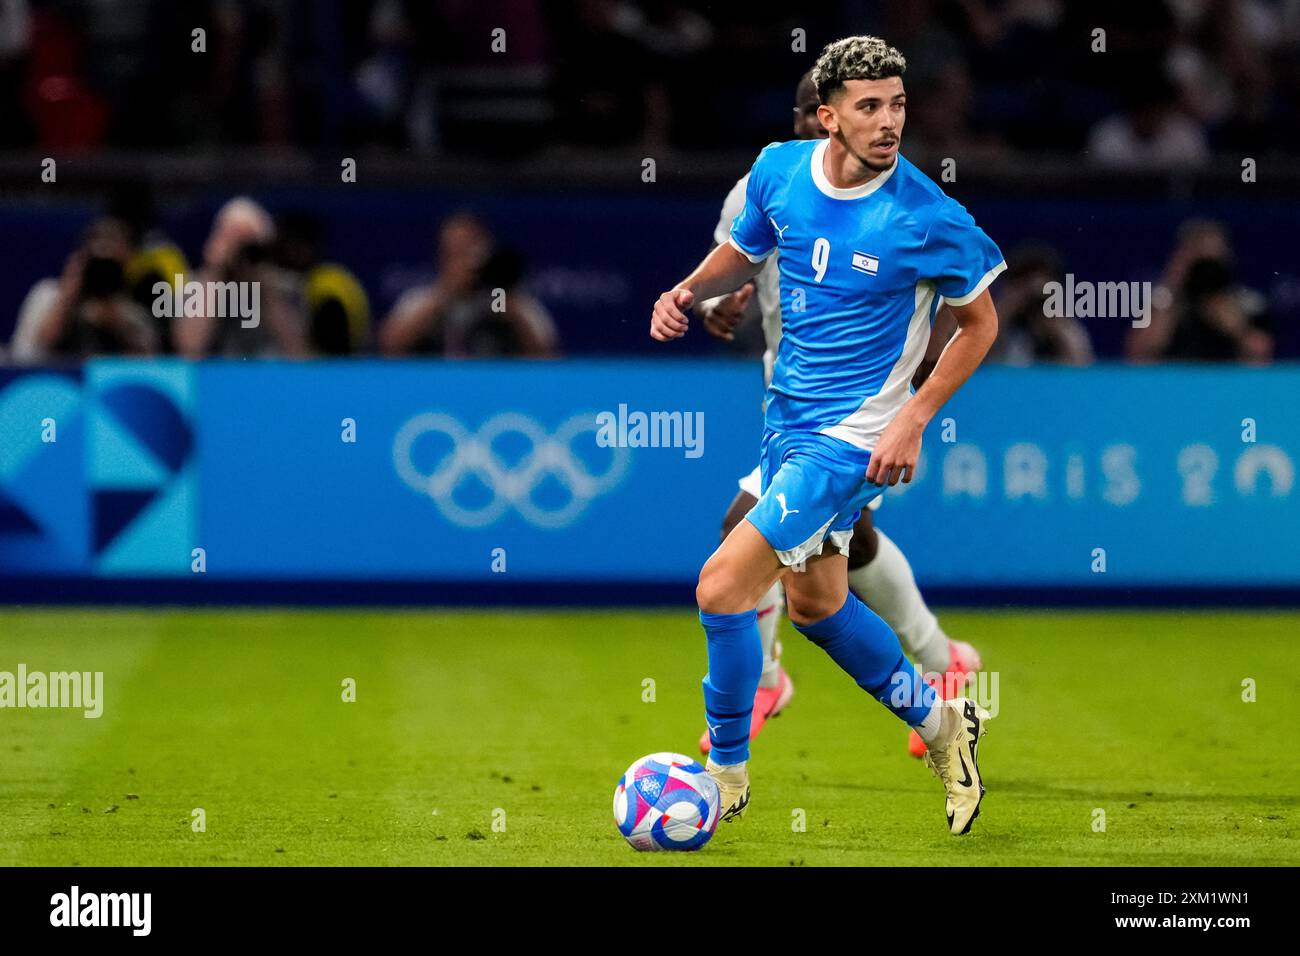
[{"left": 851, "top": 251, "right": 879, "bottom": 275}]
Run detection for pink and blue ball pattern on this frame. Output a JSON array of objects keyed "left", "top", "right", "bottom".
[{"left": 613, "top": 752, "right": 721, "bottom": 851}]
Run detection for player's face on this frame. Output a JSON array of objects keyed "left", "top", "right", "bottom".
[
  {"left": 792, "top": 83, "right": 827, "bottom": 140},
  {"left": 818, "top": 77, "right": 905, "bottom": 172}
]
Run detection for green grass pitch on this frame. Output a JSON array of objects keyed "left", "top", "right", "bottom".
[{"left": 1, "top": 608, "right": 1296, "bottom": 866}]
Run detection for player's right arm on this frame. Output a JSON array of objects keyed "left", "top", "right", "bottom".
[
  {"left": 696, "top": 176, "right": 760, "bottom": 341},
  {"left": 651, "top": 149, "right": 779, "bottom": 343},
  {"left": 650, "top": 242, "right": 764, "bottom": 341}
]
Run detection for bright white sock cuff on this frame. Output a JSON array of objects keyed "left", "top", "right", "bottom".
[{"left": 915, "top": 698, "right": 944, "bottom": 744}]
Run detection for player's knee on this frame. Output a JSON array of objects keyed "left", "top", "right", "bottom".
[
  {"left": 696, "top": 563, "right": 740, "bottom": 615},
  {"left": 847, "top": 527, "right": 879, "bottom": 569},
  {"left": 785, "top": 587, "right": 841, "bottom": 627}
]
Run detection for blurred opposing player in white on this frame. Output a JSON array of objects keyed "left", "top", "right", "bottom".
[{"left": 695, "top": 71, "right": 980, "bottom": 759}]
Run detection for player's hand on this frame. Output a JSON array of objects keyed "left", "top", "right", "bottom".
[
  {"left": 700, "top": 284, "right": 754, "bottom": 341},
  {"left": 650, "top": 288, "right": 694, "bottom": 341},
  {"left": 867, "top": 414, "right": 924, "bottom": 486}
]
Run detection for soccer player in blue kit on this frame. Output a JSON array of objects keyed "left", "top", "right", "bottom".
[{"left": 650, "top": 36, "right": 1005, "bottom": 835}]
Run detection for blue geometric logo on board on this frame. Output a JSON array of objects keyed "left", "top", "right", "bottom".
[
  {"left": 90, "top": 377, "right": 193, "bottom": 560},
  {"left": 0, "top": 369, "right": 88, "bottom": 572},
  {"left": 0, "top": 489, "right": 42, "bottom": 534}
]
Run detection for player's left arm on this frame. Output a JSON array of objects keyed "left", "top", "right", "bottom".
[
  {"left": 867, "top": 289, "right": 998, "bottom": 485},
  {"left": 870, "top": 198, "right": 1004, "bottom": 485},
  {"left": 910, "top": 303, "right": 957, "bottom": 389}
]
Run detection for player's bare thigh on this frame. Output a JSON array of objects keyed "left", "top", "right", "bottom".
[
  {"left": 696, "top": 517, "right": 784, "bottom": 615},
  {"left": 729, "top": 493, "right": 879, "bottom": 560},
  {"left": 716, "top": 490, "right": 867, "bottom": 619},
  {"left": 783, "top": 549, "right": 849, "bottom": 626}
]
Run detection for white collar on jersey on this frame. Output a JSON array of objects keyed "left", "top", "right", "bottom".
[{"left": 810, "top": 138, "right": 898, "bottom": 200}]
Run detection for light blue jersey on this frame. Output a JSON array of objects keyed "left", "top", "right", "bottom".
[
  {"left": 698, "top": 141, "right": 982, "bottom": 766},
  {"left": 729, "top": 138, "right": 1005, "bottom": 451},
  {"left": 729, "top": 138, "right": 1004, "bottom": 566}
]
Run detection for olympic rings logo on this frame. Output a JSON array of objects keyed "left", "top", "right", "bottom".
[{"left": 392, "top": 412, "right": 630, "bottom": 528}]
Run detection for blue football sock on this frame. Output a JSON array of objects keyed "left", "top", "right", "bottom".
[
  {"left": 794, "top": 594, "right": 936, "bottom": 725},
  {"left": 699, "top": 609, "right": 763, "bottom": 765}
]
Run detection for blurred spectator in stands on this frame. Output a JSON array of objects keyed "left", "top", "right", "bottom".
[
  {"left": 1086, "top": 72, "right": 1209, "bottom": 167},
  {"left": 0, "top": 0, "right": 1295, "bottom": 162},
  {"left": 1127, "top": 219, "right": 1273, "bottom": 364},
  {"left": 944, "top": 0, "right": 1068, "bottom": 151},
  {"left": 426, "top": 0, "right": 553, "bottom": 154},
  {"left": 18, "top": 3, "right": 110, "bottom": 149},
  {"left": 348, "top": 0, "right": 418, "bottom": 147},
  {"left": 9, "top": 217, "right": 157, "bottom": 360},
  {"left": 273, "top": 210, "right": 372, "bottom": 356},
  {"left": 987, "top": 242, "right": 1094, "bottom": 366},
  {"left": 548, "top": 1, "right": 712, "bottom": 152},
  {"left": 172, "top": 197, "right": 307, "bottom": 358},
  {"left": 904, "top": 59, "right": 1008, "bottom": 162},
  {"left": 0, "top": 0, "right": 31, "bottom": 146},
  {"left": 1185, "top": 0, "right": 1300, "bottom": 154},
  {"left": 380, "top": 211, "right": 558, "bottom": 358},
  {"left": 110, "top": 181, "right": 190, "bottom": 352}
]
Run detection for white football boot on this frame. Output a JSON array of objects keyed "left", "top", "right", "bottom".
[
  {"left": 705, "top": 758, "right": 750, "bottom": 822},
  {"left": 922, "top": 697, "right": 990, "bottom": 835}
]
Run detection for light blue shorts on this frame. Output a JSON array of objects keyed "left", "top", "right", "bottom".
[{"left": 745, "top": 428, "right": 884, "bottom": 567}]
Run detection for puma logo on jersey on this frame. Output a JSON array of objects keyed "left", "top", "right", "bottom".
[
  {"left": 770, "top": 217, "right": 791, "bottom": 243},
  {"left": 776, "top": 493, "right": 799, "bottom": 523}
]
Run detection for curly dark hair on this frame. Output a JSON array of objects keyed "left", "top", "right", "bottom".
[{"left": 811, "top": 36, "right": 907, "bottom": 102}]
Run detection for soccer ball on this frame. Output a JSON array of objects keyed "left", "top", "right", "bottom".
[{"left": 613, "top": 752, "right": 721, "bottom": 851}]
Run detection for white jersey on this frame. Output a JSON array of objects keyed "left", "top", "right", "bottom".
[{"left": 711, "top": 173, "right": 783, "bottom": 386}]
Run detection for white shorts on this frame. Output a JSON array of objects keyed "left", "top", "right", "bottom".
[{"left": 737, "top": 465, "right": 883, "bottom": 511}]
